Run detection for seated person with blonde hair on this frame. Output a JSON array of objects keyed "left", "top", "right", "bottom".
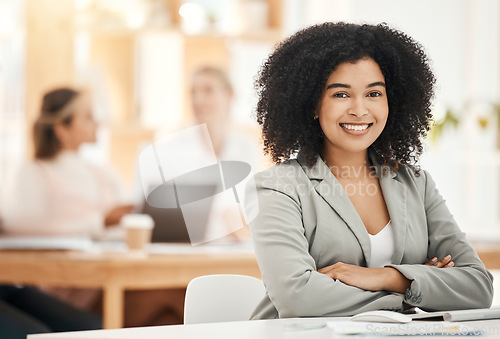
[
  {"left": 3, "top": 87, "right": 133, "bottom": 237},
  {"left": 2, "top": 87, "right": 134, "bottom": 316}
]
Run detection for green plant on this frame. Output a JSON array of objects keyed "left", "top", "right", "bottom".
[{"left": 428, "top": 102, "right": 500, "bottom": 144}]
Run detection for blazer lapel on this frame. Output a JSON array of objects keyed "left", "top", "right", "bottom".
[
  {"left": 298, "top": 150, "right": 408, "bottom": 266},
  {"left": 297, "top": 154, "right": 372, "bottom": 266}
]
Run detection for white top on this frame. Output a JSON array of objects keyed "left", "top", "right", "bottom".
[
  {"left": 1, "top": 150, "right": 127, "bottom": 238},
  {"left": 368, "top": 220, "right": 394, "bottom": 268}
]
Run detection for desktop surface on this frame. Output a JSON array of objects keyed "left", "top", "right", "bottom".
[{"left": 27, "top": 317, "right": 500, "bottom": 339}]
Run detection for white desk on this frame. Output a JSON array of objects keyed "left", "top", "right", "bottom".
[{"left": 27, "top": 318, "right": 500, "bottom": 339}]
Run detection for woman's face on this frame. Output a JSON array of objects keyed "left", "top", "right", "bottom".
[
  {"left": 191, "top": 72, "right": 232, "bottom": 126},
  {"left": 317, "top": 57, "right": 388, "bottom": 156},
  {"left": 57, "top": 93, "right": 98, "bottom": 150}
]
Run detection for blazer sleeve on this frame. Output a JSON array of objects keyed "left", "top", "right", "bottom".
[
  {"left": 386, "top": 170, "right": 494, "bottom": 311},
  {"left": 247, "top": 171, "right": 405, "bottom": 318}
]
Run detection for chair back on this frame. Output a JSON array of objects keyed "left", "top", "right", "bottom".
[{"left": 184, "top": 274, "right": 265, "bottom": 324}]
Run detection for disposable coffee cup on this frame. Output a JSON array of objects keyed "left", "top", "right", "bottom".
[{"left": 121, "top": 214, "right": 154, "bottom": 251}]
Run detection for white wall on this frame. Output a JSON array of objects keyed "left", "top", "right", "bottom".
[
  {"left": 285, "top": 0, "right": 500, "bottom": 109},
  {"left": 228, "top": 39, "right": 274, "bottom": 125},
  {"left": 0, "top": 0, "right": 25, "bottom": 188}
]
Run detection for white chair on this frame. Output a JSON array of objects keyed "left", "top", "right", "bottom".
[{"left": 183, "top": 274, "right": 266, "bottom": 324}]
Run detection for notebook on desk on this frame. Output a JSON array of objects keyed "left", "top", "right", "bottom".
[
  {"left": 338, "top": 308, "right": 500, "bottom": 336},
  {"left": 328, "top": 321, "right": 474, "bottom": 336},
  {"left": 409, "top": 307, "right": 500, "bottom": 322},
  {"left": 0, "top": 236, "right": 93, "bottom": 251}
]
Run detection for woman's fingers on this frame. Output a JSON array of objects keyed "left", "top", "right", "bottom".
[
  {"left": 318, "top": 262, "right": 341, "bottom": 274},
  {"left": 426, "top": 255, "right": 453, "bottom": 268},
  {"left": 425, "top": 257, "right": 438, "bottom": 266}
]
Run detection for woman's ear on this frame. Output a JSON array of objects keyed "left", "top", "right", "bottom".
[
  {"left": 314, "top": 101, "right": 322, "bottom": 119},
  {"left": 53, "top": 123, "right": 69, "bottom": 147}
]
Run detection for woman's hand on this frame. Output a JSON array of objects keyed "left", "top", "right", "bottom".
[
  {"left": 318, "top": 255, "right": 455, "bottom": 293},
  {"left": 424, "top": 255, "right": 455, "bottom": 268},
  {"left": 318, "top": 262, "right": 410, "bottom": 293},
  {"left": 318, "top": 262, "right": 384, "bottom": 291},
  {"left": 104, "top": 204, "right": 135, "bottom": 227}
]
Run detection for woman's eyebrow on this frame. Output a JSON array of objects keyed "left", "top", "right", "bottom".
[
  {"left": 368, "top": 81, "right": 386, "bottom": 88},
  {"left": 326, "top": 81, "right": 386, "bottom": 90},
  {"left": 326, "top": 83, "right": 350, "bottom": 89}
]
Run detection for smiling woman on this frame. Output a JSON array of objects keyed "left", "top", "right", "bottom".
[
  {"left": 317, "top": 58, "right": 391, "bottom": 238},
  {"left": 317, "top": 58, "right": 388, "bottom": 159},
  {"left": 246, "top": 22, "right": 493, "bottom": 320}
]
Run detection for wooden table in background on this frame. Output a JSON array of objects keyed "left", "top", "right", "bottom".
[
  {"left": 474, "top": 242, "right": 500, "bottom": 270},
  {"left": 0, "top": 247, "right": 261, "bottom": 329},
  {"left": 0, "top": 243, "right": 497, "bottom": 329}
]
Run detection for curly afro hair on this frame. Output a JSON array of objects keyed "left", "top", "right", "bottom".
[{"left": 255, "top": 22, "right": 435, "bottom": 174}]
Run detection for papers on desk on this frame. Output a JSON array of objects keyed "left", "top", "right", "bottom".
[
  {"left": 328, "top": 321, "right": 481, "bottom": 335},
  {"left": 409, "top": 307, "right": 500, "bottom": 322},
  {"left": 330, "top": 308, "right": 500, "bottom": 336},
  {"left": 0, "top": 236, "right": 93, "bottom": 251},
  {"left": 147, "top": 242, "right": 254, "bottom": 255}
]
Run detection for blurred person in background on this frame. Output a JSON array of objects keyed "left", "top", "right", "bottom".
[
  {"left": 0, "top": 284, "right": 102, "bottom": 338},
  {"left": 179, "top": 66, "right": 262, "bottom": 243},
  {"left": 190, "top": 66, "right": 261, "bottom": 169},
  {"left": 0, "top": 210, "right": 100, "bottom": 337},
  {"left": 135, "top": 66, "right": 262, "bottom": 244},
  {"left": 1, "top": 87, "right": 134, "bottom": 315},
  {"left": 2, "top": 87, "right": 133, "bottom": 237},
  {"left": 124, "top": 67, "right": 263, "bottom": 327}
]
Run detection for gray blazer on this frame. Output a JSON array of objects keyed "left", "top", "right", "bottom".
[{"left": 246, "top": 150, "right": 493, "bottom": 319}]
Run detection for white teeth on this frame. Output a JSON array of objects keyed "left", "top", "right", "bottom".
[{"left": 340, "top": 123, "right": 370, "bottom": 131}]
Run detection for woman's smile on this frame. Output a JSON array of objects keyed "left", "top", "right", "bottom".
[{"left": 339, "top": 122, "right": 374, "bottom": 136}]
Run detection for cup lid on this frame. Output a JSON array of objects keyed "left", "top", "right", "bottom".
[{"left": 121, "top": 214, "right": 154, "bottom": 229}]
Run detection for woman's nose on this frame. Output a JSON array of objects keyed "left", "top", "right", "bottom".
[{"left": 348, "top": 98, "right": 368, "bottom": 117}]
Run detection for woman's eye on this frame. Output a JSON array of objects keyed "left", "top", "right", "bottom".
[
  {"left": 367, "top": 92, "right": 382, "bottom": 97},
  {"left": 332, "top": 92, "right": 349, "bottom": 98}
]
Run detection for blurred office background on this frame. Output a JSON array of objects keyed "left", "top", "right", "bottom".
[
  {"left": 0, "top": 0, "right": 499, "bottom": 314},
  {"left": 0, "top": 1, "right": 499, "bottom": 239}
]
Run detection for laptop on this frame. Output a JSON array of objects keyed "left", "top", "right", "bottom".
[{"left": 140, "top": 182, "right": 218, "bottom": 244}]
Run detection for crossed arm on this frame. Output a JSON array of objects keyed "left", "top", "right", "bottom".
[
  {"left": 318, "top": 255, "right": 454, "bottom": 294},
  {"left": 248, "top": 168, "right": 492, "bottom": 318},
  {"left": 316, "top": 169, "right": 493, "bottom": 310}
]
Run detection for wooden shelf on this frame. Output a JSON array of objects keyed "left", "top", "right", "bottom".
[
  {"left": 76, "top": 26, "right": 282, "bottom": 42},
  {"left": 74, "top": 0, "right": 283, "bottom": 39},
  {"left": 25, "top": 0, "right": 283, "bottom": 182}
]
